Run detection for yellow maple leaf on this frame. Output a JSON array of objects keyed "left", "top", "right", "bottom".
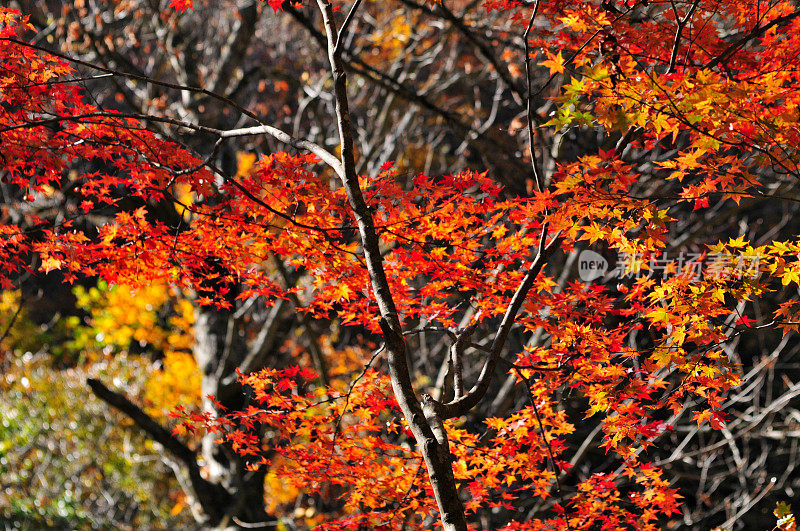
[
  {"left": 541, "top": 51, "right": 565, "bottom": 75},
  {"left": 646, "top": 307, "right": 672, "bottom": 327},
  {"left": 41, "top": 256, "right": 63, "bottom": 273}
]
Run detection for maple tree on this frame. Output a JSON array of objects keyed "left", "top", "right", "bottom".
[{"left": 3, "top": 0, "right": 800, "bottom": 529}]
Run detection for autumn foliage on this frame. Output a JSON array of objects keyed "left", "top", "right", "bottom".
[{"left": 2, "top": 0, "right": 800, "bottom": 528}]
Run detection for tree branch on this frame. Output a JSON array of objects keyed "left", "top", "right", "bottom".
[
  {"left": 209, "top": 1, "right": 261, "bottom": 96},
  {"left": 0, "top": 110, "right": 343, "bottom": 178},
  {"left": 235, "top": 299, "right": 289, "bottom": 378},
  {"left": 704, "top": 9, "right": 800, "bottom": 71},
  {"left": 335, "top": 0, "right": 365, "bottom": 53},
  {"left": 283, "top": 5, "right": 533, "bottom": 190},
  {"left": 449, "top": 322, "right": 479, "bottom": 399},
  {"left": 2, "top": 37, "right": 260, "bottom": 123},
  {"left": 524, "top": 0, "right": 543, "bottom": 192},
  {"left": 220, "top": 125, "right": 344, "bottom": 176},
  {"left": 0, "top": 298, "right": 23, "bottom": 346},
  {"left": 313, "top": 0, "right": 467, "bottom": 527},
  {"left": 667, "top": 0, "right": 700, "bottom": 74},
  {"left": 397, "top": 0, "right": 525, "bottom": 98},
  {"left": 86, "top": 378, "right": 231, "bottom": 522},
  {"left": 87, "top": 378, "right": 197, "bottom": 465},
  {"left": 274, "top": 258, "right": 330, "bottom": 387},
  {"left": 437, "top": 231, "right": 560, "bottom": 419}
]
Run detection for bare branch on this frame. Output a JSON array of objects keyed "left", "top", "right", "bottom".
[
  {"left": 335, "top": 0, "right": 365, "bottom": 53},
  {"left": 220, "top": 125, "right": 344, "bottom": 176},
  {"left": 0, "top": 111, "right": 343, "bottom": 178},
  {"left": 87, "top": 378, "right": 197, "bottom": 465},
  {"left": 397, "top": 0, "right": 525, "bottom": 98},
  {"left": 2, "top": 37, "right": 261, "bottom": 123},
  {"left": 235, "top": 299, "right": 289, "bottom": 377},
  {"left": 0, "top": 297, "right": 23, "bottom": 346},
  {"left": 667, "top": 0, "right": 700, "bottom": 74},
  {"left": 523, "top": 0, "right": 543, "bottom": 192},
  {"left": 704, "top": 9, "right": 800, "bottom": 71},
  {"left": 209, "top": 1, "right": 261, "bottom": 96},
  {"left": 273, "top": 258, "right": 330, "bottom": 387},
  {"left": 86, "top": 378, "right": 231, "bottom": 521},
  {"left": 449, "top": 322, "right": 479, "bottom": 399}
]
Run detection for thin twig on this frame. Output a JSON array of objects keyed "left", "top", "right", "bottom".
[
  {"left": 328, "top": 345, "right": 386, "bottom": 464},
  {"left": 500, "top": 358, "right": 569, "bottom": 527},
  {"left": 704, "top": 9, "right": 800, "bottom": 71},
  {"left": 523, "top": 0, "right": 543, "bottom": 192},
  {"left": 2, "top": 37, "right": 261, "bottom": 123},
  {"left": 667, "top": 0, "right": 700, "bottom": 73},
  {"left": 335, "top": 0, "right": 365, "bottom": 53},
  {"left": 0, "top": 299, "right": 23, "bottom": 347}
]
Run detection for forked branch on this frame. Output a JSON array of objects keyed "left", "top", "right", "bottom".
[{"left": 436, "top": 231, "right": 560, "bottom": 419}]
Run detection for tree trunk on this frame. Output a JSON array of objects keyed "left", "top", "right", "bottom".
[{"left": 195, "top": 306, "right": 274, "bottom": 530}]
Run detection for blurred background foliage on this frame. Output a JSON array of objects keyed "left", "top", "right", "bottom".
[
  {"left": 0, "top": 276, "right": 368, "bottom": 528},
  {"left": 0, "top": 351, "right": 194, "bottom": 528},
  {"left": 0, "top": 283, "right": 200, "bottom": 528}
]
